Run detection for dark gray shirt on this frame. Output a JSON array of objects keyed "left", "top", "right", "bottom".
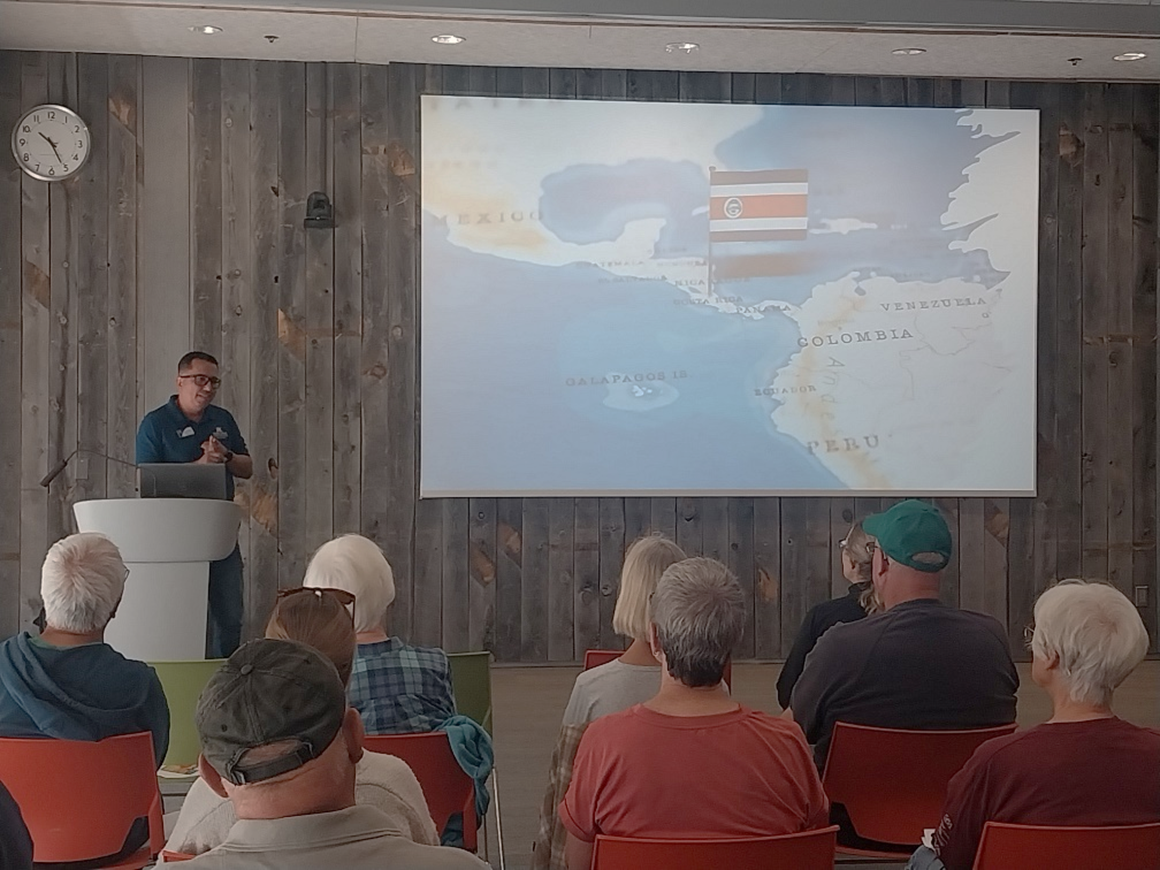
[{"left": 791, "top": 598, "right": 1018, "bottom": 769}]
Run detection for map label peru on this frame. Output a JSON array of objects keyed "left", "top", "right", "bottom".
[{"left": 806, "top": 435, "right": 881, "bottom": 454}]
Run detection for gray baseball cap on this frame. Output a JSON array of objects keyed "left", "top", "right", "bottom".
[{"left": 195, "top": 638, "right": 347, "bottom": 785}]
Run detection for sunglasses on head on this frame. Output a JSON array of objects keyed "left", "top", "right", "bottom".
[{"left": 276, "top": 586, "right": 356, "bottom": 621}]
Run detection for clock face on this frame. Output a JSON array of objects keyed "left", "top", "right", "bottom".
[{"left": 11, "top": 104, "right": 90, "bottom": 182}]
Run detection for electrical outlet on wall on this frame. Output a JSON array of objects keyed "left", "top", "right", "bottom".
[{"left": 1134, "top": 586, "right": 1149, "bottom": 608}]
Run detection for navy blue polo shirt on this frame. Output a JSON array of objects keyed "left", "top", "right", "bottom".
[{"left": 135, "top": 396, "right": 249, "bottom": 499}]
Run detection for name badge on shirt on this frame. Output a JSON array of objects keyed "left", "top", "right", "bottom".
[{"left": 179, "top": 426, "right": 195, "bottom": 438}]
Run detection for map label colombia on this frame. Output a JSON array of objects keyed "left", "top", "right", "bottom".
[{"left": 797, "top": 328, "right": 914, "bottom": 347}]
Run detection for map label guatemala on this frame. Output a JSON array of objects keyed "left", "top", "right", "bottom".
[{"left": 420, "top": 96, "right": 1039, "bottom": 497}]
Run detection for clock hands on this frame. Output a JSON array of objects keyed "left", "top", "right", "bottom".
[{"left": 38, "top": 131, "right": 63, "bottom": 164}]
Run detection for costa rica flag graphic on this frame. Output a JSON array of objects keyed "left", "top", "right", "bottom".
[{"left": 709, "top": 168, "right": 809, "bottom": 242}]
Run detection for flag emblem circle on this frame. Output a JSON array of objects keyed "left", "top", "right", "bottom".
[{"left": 723, "top": 197, "right": 744, "bottom": 219}]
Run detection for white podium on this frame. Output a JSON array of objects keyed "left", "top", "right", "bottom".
[{"left": 73, "top": 498, "right": 241, "bottom": 661}]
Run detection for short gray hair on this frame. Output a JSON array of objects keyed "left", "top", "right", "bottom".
[
  {"left": 304, "top": 534, "right": 395, "bottom": 634},
  {"left": 41, "top": 533, "right": 126, "bottom": 633},
  {"left": 1030, "top": 579, "right": 1148, "bottom": 707},
  {"left": 650, "top": 557, "right": 745, "bottom": 687}
]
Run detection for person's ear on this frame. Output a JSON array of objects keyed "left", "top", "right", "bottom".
[
  {"left": 343, "top": 706, "right": 364, "bottom": 763},
  {"left": 199, "top": 755, "right": 229, "bottom": 798},
  {"left": 1042, "top": 649, "right": 1061, "bottom": 672},
  {"left": 647, "top": 622, "right": 662, "bottom": 660}
]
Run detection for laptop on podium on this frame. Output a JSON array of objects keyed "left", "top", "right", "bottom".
[{"left": 137, "top": 463, "right": 229, "bottom": 500}]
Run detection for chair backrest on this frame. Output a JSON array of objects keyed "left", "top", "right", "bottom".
[
  {"left": 583, "top": 649, "right": 733, "bottom": 686},
  {"left": 822, "top": 721, "right": 1017, "bottom": 845},
  {"left": 0, "top": 732, "right": 163, "bottom": 864},
  {"left": 972, "top": 821, "right": 1160, "bottom": 870},
  {"left": 149, "top": 659, "right": 226, "bottom": 768},
  {"left": 446, "top": 650, "right": 493, "bottom": 734},
  {"left": 593, "top": 826, "right": 839, "bottom": 870},
  {"left": 364, "top": 732, "right": 478, "bottom": 850},
  {"left": 583, "top": 649, "right": 625, "bottom": 670}
]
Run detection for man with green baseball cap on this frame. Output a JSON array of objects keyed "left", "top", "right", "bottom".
[
  {"left": 789, "top": 499, "right": 1018, "bottom": 840},
  {"left": 185, "top": 638, "right": 488, "bottom": 870},
  {"left": 862, "top": 499, "right": 953, "bottom": 574}
]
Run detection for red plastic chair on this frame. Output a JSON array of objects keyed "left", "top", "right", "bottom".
[
  {"left": 160, "top": 850, "right": 196, "bottom": 862},
  {"left": 821, "top": 721, "right": 1017, "bottom": 859},
  {"left": 0, "top": 732, "right": 163, "bottom": 868},
  {"left": 972, "top": 820, "right": 1160, "bottom": 870},
  {"left": 583, "top": 649, "right": 733, "bottom": 685},
  {"left": 364, "top": 732, "right": 478, "bottom": 851},
  {"left": 593, "top": 825, "right": 839, "bottom": 870}
]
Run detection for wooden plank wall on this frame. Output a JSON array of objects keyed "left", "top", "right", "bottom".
[{"left": 0, "top": 51, "right": 1157, "bottom": 660}]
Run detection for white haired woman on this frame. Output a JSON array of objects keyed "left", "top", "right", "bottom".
[
  {"left": 532, "top": 534, "right": 686, "bottom": 870},
  {"left": 909, "top": 580, "right": 1160, "bottom": 870},
  {"left": 0, "top": 534, "right": 170, "bottom": 867},
  {"left": 303, "top": 534, "right": 456, "bottom": 734},
  {"left": 0, "top": 533, "right": 169, "bottom": 766}
]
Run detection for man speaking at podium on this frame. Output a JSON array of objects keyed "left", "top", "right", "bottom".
[{"left": 135, "top": 352, "right": 253, "bottom": 658}]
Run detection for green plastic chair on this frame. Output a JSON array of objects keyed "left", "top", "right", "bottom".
[
  {"left": 446, "top": 650, "right": 493, "bottom": 735},
  {"left": 149, "top": 659, "right": 226, "bottom": 769},
  {"left": 444, "top": 650, "right": 503, "bottom": 868}
]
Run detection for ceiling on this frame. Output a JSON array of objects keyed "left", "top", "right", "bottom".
[{"left": 1, "top": 0, "right": 1159, "bottom": 80}]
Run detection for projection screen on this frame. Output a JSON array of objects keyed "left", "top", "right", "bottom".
[{"left": 420, "top": 96, "right": 1039, "bottom": 497}]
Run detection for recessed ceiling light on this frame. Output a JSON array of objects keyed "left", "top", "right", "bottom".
[
  {"left": 666, "top": 42, "right": 700, "bottom": 53},
  {"left": 892, "top": 47, "right": 926, "bottom": 56},
  {"left": 190, "top": 25, "right": 223, "bottom": 35},
  {"left": 1113, "top": 51, "right": 1147, "bottom": 62},
  {"left": 432, "top": 34, "right": 466, "bottom": 45}
]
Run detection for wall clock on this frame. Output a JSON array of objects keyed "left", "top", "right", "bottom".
[{"left": 11, "top": 103, "right": 90, "bottom": 182}]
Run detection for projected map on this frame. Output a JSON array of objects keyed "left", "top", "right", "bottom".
[{"left": 420, "top": 96, "right": 1039, "bottom": 497}]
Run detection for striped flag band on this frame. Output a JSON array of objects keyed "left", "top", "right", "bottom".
[{"left": 710, "top": 168, "right": 809, "bottom": 242}]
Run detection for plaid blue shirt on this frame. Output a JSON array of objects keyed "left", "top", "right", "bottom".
[{"left": 348, "top": 637, "right": 457, "bottom": 734}]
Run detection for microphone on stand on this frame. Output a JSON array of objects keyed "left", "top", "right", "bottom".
[{"left": 39, "top": 449, "right": 138, "bottom": 488}]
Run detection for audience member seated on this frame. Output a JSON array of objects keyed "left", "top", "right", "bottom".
[
  {"left": 0, "top": 533, "right": 170, "bottom": 768},
  {"left": 561, "top": 557, "right": 829, "bottom": 870},
  {"left": 532, "top": 533, "right": 686, "bottom": 870},
  {"left": 181, "top": 638, "right": 487, "bottom": 869},
  {"left": 166, "top": 587, "right": 438, "bottom": 855},
  {"left": 790, "top": 500, "right": 1017, "bottom": 773},
  {"left": 0, "top": 780, "right": 32, "bottom": 870},
  {"left": 777, "top": 519, "right": 878, "bottom": 709},
  {"left": 564, "top": 534, "right": 688, "bottom": 723},
  {"left": 907, "top": 580, "right": 1160, "bottom": 870},
  {"left": 304, "top": 534, "right": 456, "bottom": 733}
]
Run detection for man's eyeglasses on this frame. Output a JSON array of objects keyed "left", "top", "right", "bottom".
[
  {"left": 1023, "top": 623, "right": 1036, "bottom": 649},
  {"left": 179, "top": 374, "right": 222, "bottom": 389},
  {"left": 276, "top": 586, "right": 356, "bottom": 622}
]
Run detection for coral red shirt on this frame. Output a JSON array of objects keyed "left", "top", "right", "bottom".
[
  {"left": 560, "top": 703, "right": 829, "bottom": 842},
  {"left": 933, "top": 717, "right": 1160, "bottom": 870}
]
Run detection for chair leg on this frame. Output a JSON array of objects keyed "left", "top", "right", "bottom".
[
  {"left": 481, "top": 804, "right": 490, "bottom": 864},
  {"left": 491, "top": 765, "right": 505, "bottom": 870}
]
